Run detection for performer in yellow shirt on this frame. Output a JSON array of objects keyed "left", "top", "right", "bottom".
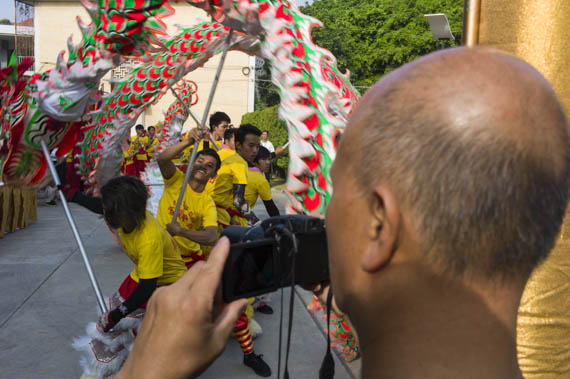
[
  {"left": 245, "top": 146, "right": 280, "bottom": 219},
  {"left": 204, "top": 128, "right": 238, "bottom": 197},
  {"left": 156, "top": 129, "right": 220, "bottom": 269},
  {"left": 145, "top": 125, "right": 160, "bottom": 158},
  {"left": 132, "top": 124, "right": 149, "bottom": 177},
  {"left": 183, "top": 111, "right": 230, "bottom": 160},
  {"left": 218, "top": 127, "right": 237, "bottom": 161},
  {"left": 159, "top": 125, "right": 270, "bottom": 377},
  {"left": 97, "top": 176, "right": 186, "bottom": 332},
  {"left": 122, "top": 137, "right": 137, "bottom": 176},
  {"left": 212, "top": 124, "right": 262, "bottom": 228}
]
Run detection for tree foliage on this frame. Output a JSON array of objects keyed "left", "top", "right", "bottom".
[
  {"left": 246, "top": 0, "right": 465, "bottom": 172},
  {"left": 301, "top": 0, "right": 464, "bottom": 89},
  {"left": 0, "top": 19, "right": 12, "bottom": 25}
]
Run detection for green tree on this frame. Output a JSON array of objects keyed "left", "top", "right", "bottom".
[
  {"left": 0, "top": 19, "right": 12, "bottom": 25},
  {"left": 246, "top": 0, "right": 464, "bottom": 170},
  {"left": 301, "top": 0, "right": 464, "bottom": 89}
]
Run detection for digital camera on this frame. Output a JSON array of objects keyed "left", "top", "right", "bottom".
[{"left": 221, "top": 215, "right": 329, "bottom": 302}]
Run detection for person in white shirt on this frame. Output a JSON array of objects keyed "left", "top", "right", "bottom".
[
  {"left": 259, "top": 130, "right": 287, "bottom": 181},
  {"left": 260, "top": 130, "right": 274, "bottom": 153}
]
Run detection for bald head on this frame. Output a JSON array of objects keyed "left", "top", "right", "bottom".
[{"left": 342, "top": 47, "right": 570, "bottom": 279}]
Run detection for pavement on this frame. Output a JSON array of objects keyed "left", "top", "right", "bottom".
[{"left": 0, "top": 189, "right": 360, "bottom": 379}]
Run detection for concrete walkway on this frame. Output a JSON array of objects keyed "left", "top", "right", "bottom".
[{"left": 0, "top": 190, "right": 359, "bottom": 379}]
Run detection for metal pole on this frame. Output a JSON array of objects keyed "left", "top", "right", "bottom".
[
  {"left": 171, "top": 29, "right": 233, "bottom": 224},
  {"left": 461, "top": 0, "right": 469, "bottom": 45},
  {"left": 40, "top": 141, "right": 107, "bottom": 314},
  {"left": 465, "top": 0, "right": 481, "bottom": 47},
  {"left": 168, "top": 86, "right": 219, "bottom": 150}
]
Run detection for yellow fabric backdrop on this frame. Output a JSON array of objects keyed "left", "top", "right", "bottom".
[
  {"left": 0, "top": 185, "right": 38, "bottom": 238},
  {"left": 479, "top": 1, "right": 570, "bottom": 376}
]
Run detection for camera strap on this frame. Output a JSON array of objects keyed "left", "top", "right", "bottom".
[
  {"left": 319, "top": 289, "right": 335, "bottom": 379},
  {"left": 282, "top": 234, "right": 297, "bottom": 379}
]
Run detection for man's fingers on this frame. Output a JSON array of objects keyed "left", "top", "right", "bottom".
[
  {"left": 206, "top": 237, "right": 231, "bottom": 272},
  {"left": 190, "top": 238, "right": 231, "bottom": 301},
  {"left": 174, "top": 260, "right": 206, "bottom": 290},
  {"left": 213, "top": 298, "right": 248, "bottom": 346}
]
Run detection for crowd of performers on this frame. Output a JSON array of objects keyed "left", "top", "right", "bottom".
[{"left": 75, "top": 112, "right": 289, "bottom": 378}]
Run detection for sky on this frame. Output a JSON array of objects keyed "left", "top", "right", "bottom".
[{"left": 1, "top": 0, "right": 15, "bottom": 22}]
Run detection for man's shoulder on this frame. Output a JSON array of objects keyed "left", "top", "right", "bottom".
[
  {"left": 248, "top": 170, "right": 265, "bottom": 183},
  {"left": 141, "top": 211, "right": 162, "bottom": 233},
  {"left": 129, "top": 212, "right": 163, "bottom": 247},
  {"left": 222, "top": 153, "right": 247, "bottom": 166},
  {"left": 163, "top": 168, "right": 184, "bottom": 188}
]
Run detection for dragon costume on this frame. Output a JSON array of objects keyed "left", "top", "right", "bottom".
[{"left": 1, "top": 0, "right": 361, "bottom": 368}]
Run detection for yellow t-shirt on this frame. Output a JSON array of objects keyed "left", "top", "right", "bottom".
[
  {"left": 217, "top": 148, "right": 236, "bottom": 162},
  {"left": 118, "top": 211, "right": 186, "bottom": 286},
  {"left": 245, "top": 169, "right": 272, "bottom": 209},
  {"left": 211, "top": 153, "right": 248, "bottom": 226},
  {"left": 184, "top": 139, "right": 223, "bottom": 160},
  {"left": 157, "top": 169, "right": 218, "bottom": 263},
  {"left": 146, "top": 137, "right": 159, "bottom": 158},
  {"left": 132, "top": 135, "right": 149, "bottom": 161},
  {"left": 123, "top": 143, "right": 134, "bottom": 165}
]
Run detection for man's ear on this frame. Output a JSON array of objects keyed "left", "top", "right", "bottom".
[{"left": 361, "top": 185, "right": 400, "bottom": 273}]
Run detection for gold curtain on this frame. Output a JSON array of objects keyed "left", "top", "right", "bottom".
[
  {"left": 479, "top": 1, "right": 570, "bottom": 377},
  {"left": 0, "top": 185, "right": 38, "bottom": 238}
]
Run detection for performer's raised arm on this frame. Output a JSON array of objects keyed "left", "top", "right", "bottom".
[{"left": 157, "top": 127, "right": 203, "bottom": 180}]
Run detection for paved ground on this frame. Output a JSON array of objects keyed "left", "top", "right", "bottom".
[{"left": 0, "top": 189, "right": 359, "bottom": 379}]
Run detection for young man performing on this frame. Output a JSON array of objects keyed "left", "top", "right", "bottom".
[
  {"left": 191, "top": 125, "right": 271, "bottom": 377},
  {"left": 76, "top": 176, "right": 186, "bottom": 377},
  {"left": 145, "top": 125, "right": 159, "bottom": 159},
  {"left": 212, "top": 124, "right": 261, "bottom": 228},
  {"left": 245, "top": 146, "right": 280, "bottom": 220},
  {"left": 98, "top": 176, "right": 186, "bottom": 330},
  {"left": 122, "top": 137, "right": 137, "bottom": 176},
  {"left": 218, "top": 127, "right": 237, "bottom": 161},
  {"left": 156, "top": 128, "right": 219, "bottom": 269},
  {"left": 129, "top": 124, "right": 149, "bottom": 177},
  {"left": 209, "top": 111, "right": 231, "bottom": 144},
  {"left": 203, "top": 128, "right": 237, "bottom": 197},
  {"left": 183, "top": 111, "right": 229, "bottom": 159}
]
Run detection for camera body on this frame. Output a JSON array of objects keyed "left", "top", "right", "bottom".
[{"left": 221, "top": 215, "right": 329, "bottom": 302}]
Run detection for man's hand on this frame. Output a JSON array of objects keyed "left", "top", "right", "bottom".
[
  {"left": 115, "top": 238, "right": 248, "bottom": 379},
  {"left": 245, "top": 211, "right": 260, "bottom": 225},
  {"left": 96, "top": 311, "right": 117, "bottom": 333},
  {"left": 186, "top": 127, "right": 205, "bottom": 145},
  {"left": 166, "top": 222, "right": 184, "bottom": 237},
  {"left": 275, "top": 145, "right": 287, "bottom": 157}
]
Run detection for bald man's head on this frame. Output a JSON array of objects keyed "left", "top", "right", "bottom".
[{"left": 342, "top": 47, "right": 570, "bottom": 279}]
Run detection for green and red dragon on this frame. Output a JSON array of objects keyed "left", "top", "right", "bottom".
[{"left": 1, "top": 0, "right": 361, "bottom": 364}]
